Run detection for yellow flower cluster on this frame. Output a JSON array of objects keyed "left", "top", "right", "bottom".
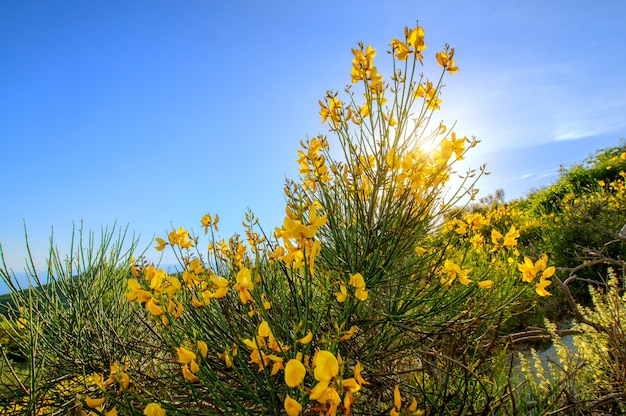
[
  {"left": 384, "top": 134, "right": 474, "bottom": 203},
  {"left": 517, "top": 254, "right": 556, "bottom": 297},
  {"left": 390, "top": 24, "right": 426, "bottom": 63},
  {"left": 350, "top": 42, "right": 381, "bottom": 93},
  {"left": 436, "top": 46, "right": 459, "bottom": 74},
  {"left": 283, "top": 350, "right": 369, "bottom": 416},
  {"left": 125, "top": 264, "right": 184, "bottom": 325},
  {"left": 334, "top": 272, "right": 368, "bottom": 302},
  {"left": 272, "top": 201, "right": 327, "bottom": 270},
  {"left": 440, "top": 259, "right": 472, "bottom": 286},
  {"left": 491, "top": 225, "right": 520, "bottom": 252},
  {"left": 177, "top": 341, "right": 208, "bottom": 382},
  {"left": 297, "top": 136, "right": 333, "bottom": 191},
  {"left": 242, "top": 320, "right": 290, "bottom": 375},
  {"left": 79, "top": 362, "right": 131, "bottom": 416}
]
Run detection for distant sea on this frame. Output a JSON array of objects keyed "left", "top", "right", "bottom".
[
  {"left": 0, "top": 271, "right": 45, "bottom": 295},
  {"left": 0, "top": 264, "right": 183, "bottom": 295}
]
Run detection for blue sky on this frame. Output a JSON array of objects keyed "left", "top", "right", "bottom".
[{"left": 1, "top": 1, "right": 625, "bottom": 279}]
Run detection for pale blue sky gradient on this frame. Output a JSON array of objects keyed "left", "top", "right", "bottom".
[{"left": 1, "top": 1, "right": 625, "bottom": 278}]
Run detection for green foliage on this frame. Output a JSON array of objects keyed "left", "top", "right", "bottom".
[
  {"left": 520, "top": 139, "right": 626, "bottom": 216},
  {"left": 517, "top": 267, "right": 626, "bottom": 414},
  {"left": 514, "top": 141, "right": 626, "bottom": 287},
  {"left": 0, "top": 225, "right": 141, "bottom": 414}
]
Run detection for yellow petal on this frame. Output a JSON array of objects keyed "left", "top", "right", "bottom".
[
  {"left": 85, "top": 396, "right": 106, "bottom": 408},
  {"left": 349, "top": 273, "right": 366, "bottom": 289},
  {"left": 313, "top": 350, "right": 339, "bottom": 382},
  {"left": 536, "top": 279, "right": 552, "bottom": 297},
  {"left": 394, "top": 385, "right": 401, "bottom": 410},
  {"left": 258, "top": 320, "right": 272, "bottom": 338},
  {"left": 477, "top": 280, "right": 493, "bottom": 289},
  {"left": 119, "top": 372, "right": 130, "bottom": 389},
  {"left": 154, "top": 237, "right": 168, "bottom": 251},
  {"left": 143, "top": 403, "right": 166, "bottom": 416},
  {"left": 298, "top": 331, "right": 313, "bottom": 345},
  {"left": 342, "top": 377, "right": 361, "bottom": 393},
  {"left": 334, "top": 285, "right": 347, "bottom": 302},
  {"left": 355, "top": 288, "right": 369, "bottom": 301},
  {"left": 340, "top": 326, "right": 357, "bottom": 341},
  {"left": 284, "top": 359, "right": 306, "bottom": 387},
  {"left": 541, "top": 266, "right": 556, "bottom": 279},
  {"left": 146, "top": 299, "right": 164, "bottom": 316},
  {"left": 190, "top": 359, "right": 199, "bottom": 374},
  {"left": 182, "top": 364, "right": 199, "bottom": 382},
  {"left": 197, "top": 340, "right": 208, "bottom": 358},
  {"left": 284, "top": 394, "right": 302, "bottom": 416},
  {"left": 177, "top": 347, "right": 196, "bottom": 364}
]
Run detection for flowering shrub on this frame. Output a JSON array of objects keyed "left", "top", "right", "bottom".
[{"left": 0, "top": 24, "right": 567, "bottom": 415}]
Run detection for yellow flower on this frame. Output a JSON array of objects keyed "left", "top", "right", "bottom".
[
  {"left": 85, "top": 396, "right": 106, "bottom": 408},
  {"left": 124, "top": 279, "right": 152, "bottom": 304},
  {"left": 518, "top": 254, "right": 554, "bottom": 283},
  {"left": 349, "top": 273, "right": 368, "bottom": 301},
  {"left": 201, "top": 213, "right": 219, "bottom": 233},
  {"left": 168, "top": 227, "right": 194, "bottom": 249},
  {"left": 269, "top": 354, "right": 284, "bottom": 375},
  {"left": 285, "top": 359, "right": 306, "bottom": 387},
  {"left": 208, "top": 274, "right": 229, "bottom": 299},
  {"left": 313, "top": 350, "right": 339, "bottom": 382},
  {"left": 391, "top": 38, "right": 411, "bottom": 60},
  {"left": 218, "top": 345, "right": 237, "bottom": 368},
  {"left": 320, "top": 96, "right": 343, "bottom": 126},
  {"left": 298, "top": 330, "right": 313, "bottom": 344},
  {"left": 182, "top": 363, "right": 199, "bottom": 382},
  {"left": 145, "top": 299, "right": 164, "bottom": 316},
  {"left": 440, "top": 260, "right": 472, "bottom": 286},
  {"left": 355, "top": 287, "right": 368, "bottom": 301},
  {"left": 154, "top": 237, "right": 167, "bottom": 251},
  {"left": 284, "top": 394, "right": 302, "bottom": 416},
  {"left": 258, "top": 321, "right": 272, "bottom": 338},
  {"left": 349, "top": 273, "right": 365, "bottom": 289},
  {"left": 234, "top": 267, "right": 254, "bottom": 304},
  {"left": 143, "top": 403, "right": 166, "bottom": 416},
  {"left": 542, "top": 266, "right": 556, "bottom": 280},
  {"left": 536, "top": 279, "right": 552, "bottom": 297},
  {"left": 342, "top": 377, "right": 361, "bottom": 393},
  {"left": 414, "top": 246, "right": 427, "bottom": 255},
  {"left": 453, "top": 218, "right": 468, "bottom": 234},
  {"left": 394, "top": 384, "right": 402, "bottom": 410},
  {"left": 334, "top": 285, "right": 347, "bottom": 302},
  {"left": 354, "top": 361, "right": 369, "bottom": 386},
  {"left": 309, "top": 379, "right": 332, "bottom": 403},
  {"left": 464, "top": 212, "right": 485, "bottom": 228},
  {"left": 106, "top": 362, "right": 130, "bottom": 390},
  {"left": 436, "top": 48, "right": 459, "bottom": 73},
  {"left": 177, "top": 347, "right": 196, "bottom": 364},
  {"left": 478, "top": 280, "right": 493, "bottom": 289},
  {"left": 261, "top": 293, "right": 272, "bottom": 309},
  {"left": 197, "top": 340, "right": 208, "bottom": 358},
  {"left": 406, "top": 25, "right": 426, "bottom": 52},
  {"left": 502, "top": 226, "right": 520, "bottom": 248},
  {"left": 340, "top": 325, "right": 357, "bottom": 341},
  {"left": 490, "top": 228, "right": 504, "bottom": 251}
]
